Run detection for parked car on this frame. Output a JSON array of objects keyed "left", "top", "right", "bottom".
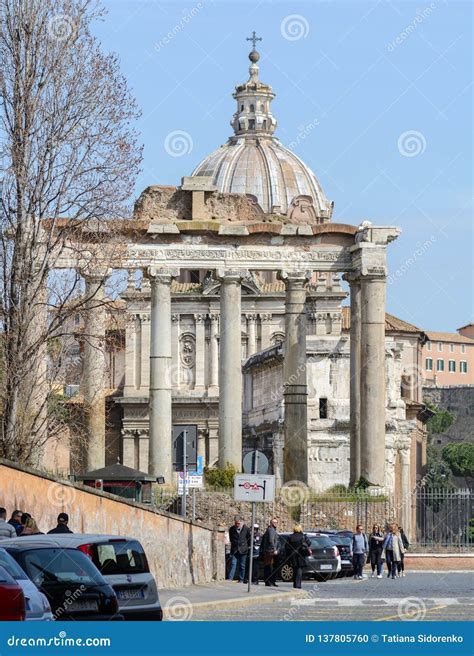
[
  {"left": 0, "top": 564, "right": 25, "bottom": 621},
  {"left": 2, "top": 538, "right": 122, "bottom": 621},
  {"left": 320, "top": 534, "right": 353, "bottom": 575},
  {"left": 31, "top": 534, "right": 162, "bottom": 621},
  {"left": 0, "top": 547, "right": 53, "bottom": 620},
  {"left": 259, "top": 532, "right": 341, "bottom": 583}
]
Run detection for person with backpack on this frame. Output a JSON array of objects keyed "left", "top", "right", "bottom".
[
  {"left": 351, "top": 524, "right": 368, "bottom": 580},
  {"left": 287, "top": 524, "right": 311, "bottom": 589}
]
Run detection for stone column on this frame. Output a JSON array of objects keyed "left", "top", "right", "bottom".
[
  {"left": 146, "top": 267, "right": 178, "bottom": 480},
  {"left": 400, "top": 447, "right": 411, "bottom": 537},
  {"left": 246, "top": 313, "right": 257, "bottom": 356},
  {"left": 360, "top": 270, "right": 387, "bottom": 487},
  {"left": 218, "top": 270, "right": 245, "bottom": 469},
  {"left": 209, "top": 314, "right": 219, "bottom": 393},
  {"left": 194, "top": 313, "right": 206, "bottom": 390},
  {"left": 81, "top": 270, "right": 110, "bottom": 471},
  {"left": 344, "top": 273, "right": 362, "bottom": 485},
  {"left": 278, "top": 270, "right": 310, "bottom": 484},
  {"left": 171, "top": 314, "right": 180, "bottom": 388},
  {"left": 260, "top": 313, "right": 273, "bottom": 349}
]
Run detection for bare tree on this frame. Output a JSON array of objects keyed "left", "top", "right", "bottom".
[{"left": 0, "top": 0, "right": 142, "bottom": 463}]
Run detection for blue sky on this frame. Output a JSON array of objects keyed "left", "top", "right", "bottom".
[{"left": 97, "top": 0, "right": 472, "bottom": 332}]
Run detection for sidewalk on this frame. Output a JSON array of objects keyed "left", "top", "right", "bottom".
[{"left": 160, "top": 582, "right": 308, "bottom": 619}]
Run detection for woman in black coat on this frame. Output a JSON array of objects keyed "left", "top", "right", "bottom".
[{"left": 287, "top": 524, "right": 311, "bottom": 589}]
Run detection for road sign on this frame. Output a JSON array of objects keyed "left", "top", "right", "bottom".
[
  {"left": 234, "top": 474, "right": 275, "bottom": 502},
  {"left": 178, "top": 472, "right": 203, "bottom": 494},
  {"left": 243, "top": 450, "right": 269, "bottom": 475}
]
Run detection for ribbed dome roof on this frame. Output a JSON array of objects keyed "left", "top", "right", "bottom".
[
  {"left": 191, "top": 38, "right": 333, "bottom": 220},
  {"left": 192, "top": 136, "right": 333, "bottom": 217}
]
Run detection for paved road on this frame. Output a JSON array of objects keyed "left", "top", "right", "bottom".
[{"left": 190, "top": 572, "right": 474, "bottom": 621}]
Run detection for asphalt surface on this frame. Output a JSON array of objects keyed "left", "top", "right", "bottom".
[{"left": 187, "top": 572, "right": 474, "bottom": 621}]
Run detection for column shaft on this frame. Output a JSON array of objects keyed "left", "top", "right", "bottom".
[
  {"left": 360, "top": 275, "right": 386, "bottom": 486},
  {"left": 147, "top": 268, "right": 178, "bottom": 480},
  {"left": 279, "top": 271, "right": 310, "bottom": 484},
  {"left": 349, "top": 276, "right": 362, "bottom": 485},
  {"left": 246, "top": 314, "right": 257, "bottom": 356},
  {"left": 209, "top": 314, "right": 219, "bottom": 390},
  {"left": 82, "top": 275, "right": 108, "bottom": 471},
  {"left": 218, "top": 272, "right": 244, "bottom": 469}
]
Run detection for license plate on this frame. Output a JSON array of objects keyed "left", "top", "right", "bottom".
[
  {"left": 341, "top": 559, "right": 352, "bottom": 564},
  {"left": 320, "top": 564, "right": 333, "bottom": 570},
  {"left": 117, "top": 589, "right": 145, "bottom": 601},
  {"left": 68, "top": 599, "right": 98, "bottom": 612}
]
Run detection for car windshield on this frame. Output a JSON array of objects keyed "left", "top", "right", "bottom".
[
  {"left": 329, "top": 536, "right": 352, "bottom": 546},
  {"left": 0, "top": 549, "right": 27, "bottom": 580},
  {"left": 22, "top": 548, "right": 103, "bottom": 586},
  {"left": 93, "top": 540, "right": 149, "bottom": 575},
  {"left": 309, "top": 536, "right": 334, "bottom": 549}
]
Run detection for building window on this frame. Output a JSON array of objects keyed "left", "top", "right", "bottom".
[
  {"left": 319, "top": 398, "right": 328, "bottom": 419},
  {"left": 426, "top": 341, "right": 431, "bottom": 351},
  {"left": 436, "top": 359, "right": 444, "bottom": 372},
  {"left": 448, "top": 360, "right": 456, "bottom": 373},
  {"left": 460, "top": 361, "right": 468, "bottom": 374},
  {"left": 449, "top": 343, "right": 454, "bottom": 353},
  {"left": 437, "top": 343, "right": 443, "bottom": 352},
  {"left": 241, "top": 104, "right": 244, "bottom": 111},
  {"left": 461, "top": 344, "right": 466, "bottom": 354},
  {"left": 250, "top": 104, "right": 255, "bottom": 112},
  {"left": 189, "top": 270, "right": 201, "bottom": 284},
  {"left": 425, "top": 358, "right": 433, "bottom": 371},
  {"left": 248, "top": 119, "right": 255, "bottom": 129}
]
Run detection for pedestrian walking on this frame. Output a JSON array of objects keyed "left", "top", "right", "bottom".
[
  {"left": 396, "top": 527, "right": 409, "bottom": 577},
  {"left": 287, "top": 524, "right": 311, "bottom": 589},
  {"left": 261, "top": 517, "right": 280, "bottom": 587},
  {"left": 0, "top": 508, "right": 16, "bottom": 540},
  {"left": 382, "top": 523, "right": 404, "bottom": 579},
  {"left": 351, "top": 524, "right": 368, "bottom": 580},
  {"left": 48, "top": 513, "right": 73, "bottom": 534},
  {"left": 368, "top": 524, "right": 384, "bottom": 578},
  {"left": 21, "top": 517, "right": 43, "bottom": 536},
  {"left": 8, "top": 510, "right": 23, "bottom": 536},
  {"left": 227, "top": 515, "right": 250, "bottom": 583},
  {"left": 244, "top": 524, "right": 262, "bottom": 585}
]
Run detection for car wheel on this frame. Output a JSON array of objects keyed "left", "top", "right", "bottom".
[{"left": 280, "top": 563, "right": 294, "bottom": 582}]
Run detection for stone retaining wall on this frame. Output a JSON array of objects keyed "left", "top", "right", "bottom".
[{"left": 0, "top": 459, "right": 225, "bottom": 589}]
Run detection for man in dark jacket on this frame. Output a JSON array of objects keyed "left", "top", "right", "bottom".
[
  {"left": 8, "top": 510, "right": 23, "bottom": 536},
  {"left": 48, "top": 513, "right": 73, "bottom": 534},
  {"left": 261, "top": 517, "right": 280, "bottom": 587},
  {"left": 227, "top": 515, "right": 250, "bottom": 583}
]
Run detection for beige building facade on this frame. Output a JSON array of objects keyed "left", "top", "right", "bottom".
[{"left": 422, "top": 329, "right": 474, "bottom": 386}]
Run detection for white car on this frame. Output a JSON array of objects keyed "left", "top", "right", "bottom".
[
  {"left": 35, "top": 534, "right": 162, "bottom": 621},
  {"left": 0, "top": 547, "right": 53, "bottom": 621}
]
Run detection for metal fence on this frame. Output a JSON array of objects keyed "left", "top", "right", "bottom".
[
  {"left": 416, "top": 487, "right": 473, "bottom": 550},
  {"left": 153, "top": 485, "right": 473, "bottom": 551}
]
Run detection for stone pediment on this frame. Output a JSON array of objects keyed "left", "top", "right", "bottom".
[{"left": 202, "top": 271, "right": 262, "bottom": 296}]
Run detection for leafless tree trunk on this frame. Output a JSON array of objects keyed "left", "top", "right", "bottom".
[{"left": 0, "top": 0, "right": 142, "bottom": 463}]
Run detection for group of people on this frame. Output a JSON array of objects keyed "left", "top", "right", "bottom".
[
  {"left": 0, "top": 507, "right": 73, "bottom": 539},
  {"left": 226, "top": 516, "right": 282, "bottom": 588},
  {"left": 352, "top": 522, "right": 409, "bottom": 580},
  {"left": 226, "top": 516, "right": 309, "bottom": 589}
]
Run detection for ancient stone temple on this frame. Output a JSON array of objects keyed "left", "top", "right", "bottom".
[{"left": 50, "top": 38, "right": 429, "bottom": 534}]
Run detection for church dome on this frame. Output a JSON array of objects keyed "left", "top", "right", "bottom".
[{"left": 191, "top": 35, "right": 333, "bottom": 220}]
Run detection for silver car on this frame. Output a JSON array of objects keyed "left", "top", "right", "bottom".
[
  {"left": 35, "top": 534, "right": 162, "bottom": 621},
  {"left": 0, "top": 547, "right": 53, "bottom": 621}
]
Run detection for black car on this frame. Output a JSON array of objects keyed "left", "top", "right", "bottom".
[
  {"left": 259, "top": 532, "right": 341, "bottom": 583},
  {"left": 3, "top": 543, "right": 123, "bottom": 621},
  {"left": 323, "top": 534, "right": 353, "bottom": 575}
]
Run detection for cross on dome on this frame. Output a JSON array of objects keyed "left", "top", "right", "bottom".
[{"left": 246, "top": 30, "right": 262, "bottom": 51}]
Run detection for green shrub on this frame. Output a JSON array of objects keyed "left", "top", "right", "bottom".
[
  {"left": 442, "top": 443, "right": 474, "bottom": 477},
  {"left": 204, "top": 463, "right": 237, "bottom": 489}
]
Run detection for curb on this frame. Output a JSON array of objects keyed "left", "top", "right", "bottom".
[{"left": 162, "top": 589, "right": 309, "bottom": 618}]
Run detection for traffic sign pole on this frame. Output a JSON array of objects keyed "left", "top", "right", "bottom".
[{"left": 247, "top": 450, "right": 259, "bottom": 594}]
